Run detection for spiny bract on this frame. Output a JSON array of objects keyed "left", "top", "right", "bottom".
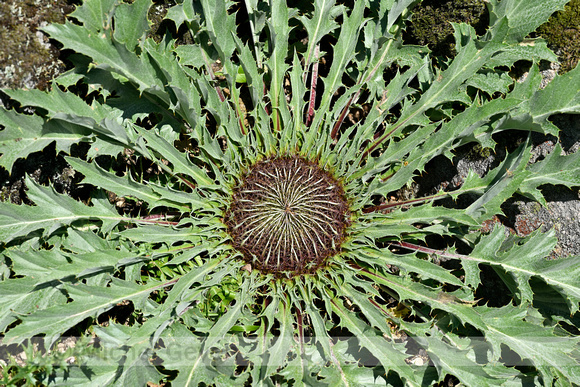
[{"left": 0, "top": 0, "right": 580, "bottom": 386}]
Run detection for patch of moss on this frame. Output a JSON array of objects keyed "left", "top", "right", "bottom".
[
  {"left": 0, "top": 0, "right": 76, "bottom": 91},
  {"left": 536, "top": 0, "right": 580, "bottom": 73},
  {"left": 466, "top": 143, "right": 494, "bottom": 161},
  {"left": 404, "top": 0, "right": 488, "bottom": 59},
  {"left": 406, "top": 0, "right": 580, "bottom": 73}
]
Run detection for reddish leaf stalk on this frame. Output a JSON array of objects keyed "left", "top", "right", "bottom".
[
  {"left": 380, "top": 170, "right": 395, "bottom": 182},
  {"left": 368, "top": 298, "right": 395, "bottom": 320},
  {"left": 208, "top": 71, "right": 226, "bottom": 102},
  {"left": 237, "top": 114, "right": 247, "bottom": 135},
  {"left": 215, "top": 84, "right": 226, "bottom": 103},
  {"left": 305, "top": 45, "right": 320, "bottom": 127},
  {"left": 360, "top": 124, "right": 399, "bottom": 161},
  {"left": 136, "top": 215, "right": 179, "bottom": 226},
  {"left": 330, "top": 94, "right": 355, "bottom": 140},
  {"left": 159, "top": 277, "right": 180, "bottom": 288},
  {"left": 202, "top": 51, "right": 226, "bottom": 103},
  {"left": 140, "top": 214, "right": 171, "bottom": 220},
  {"left": 140, "top": 220, "right": 179, "bottom": 225},
  {"left": 178, "top": 174, "right": 196, "bottom": 190}
]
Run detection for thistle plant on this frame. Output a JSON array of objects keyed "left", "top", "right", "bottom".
[{"left": 1, "top": 0, "right": 580, "bottom": 385}]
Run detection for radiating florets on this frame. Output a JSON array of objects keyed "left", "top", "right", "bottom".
[{"left": 225, "top": 156, "right": 349, "bottom": 275}]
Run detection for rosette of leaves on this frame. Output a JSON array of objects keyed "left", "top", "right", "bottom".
[{"left": 1, "top": 0, "right": 580, "bottom": 385}]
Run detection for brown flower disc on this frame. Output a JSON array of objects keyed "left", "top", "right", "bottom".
[{"left": 225, "top": 156, "right": 349, "bottom": 275}]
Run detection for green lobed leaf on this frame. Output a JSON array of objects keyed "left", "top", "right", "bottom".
[
  {"left": 0, "top": 108, "right": 92, "bottom": 172},
  {"left": 265, "top": 298, "right": 295, "bottom": 376},
  {"left": 8, "top": 248, "right": 142, "bottom": 283},
  {"left": 298, "top": 0, "right": 341, "bottom": 68},
  {"left": 520, "top": 144, "right": 580, "bottom": 205},
  {"left": 156, "top": 323, "right": 219, "bottom": 386},
  {"left": 348, "top": 246, "right": 464, "bottom": 287},
  {"left": 42, "top": 22, "right": 161, "bottom": 93},
  {"left": 0, "top": 177, "right": 123, "bottom": 243},
  {"left": 462, "top": 143, "right": 531, "bottom": 221},
  {"left": 44, "top": 365, "right": 120, "bottom": 386},
  {"left": 464, "top": 70, "right": 514, "bottom": 95},
  {"left": 66, "top": 156, "right": 201, "bottom": 211},
  {"left": 69, "top": 0, "right": 118, "bottom": 33},
  {"left": 331, "top": 298, "right": 420, "bottom": 385},
  {"left": 479, "top": 305, "right": 580, "bottom": 383},
  {"left": 113, "top": 0, "right": 152, "bottom": 51},
  {"left": 132, "top": 125, "right": 218, "bottom": 189},
  {"left": 317, "top": 339, "right": 391, "bottom": 386},
  {"left": 266, "top": 0, "right": 291, "bottom": 132},
  {"left": 310, "top": 1, "right": 366, "bottom": 134},
  {"left": 483, "top": 38, "right": 558, "bottom": 68},
  {"left": 89, "top": 322, "right": 164, "bottom": 386},
  {"left": 362, "top": 268, "right": 486, "bottom": 330},
  {"left": 487, "top": 0, "right": 571, "bottom": 42},
  {"left": 529, "top": 63, "right": 580, "bottom": 131},
  {"left": 496, "top": 63, "right": 580, "bottom": 136},
  {"left": 199, "top": 0, "right": 237, "bottom": 60},
  {"left": 3, "top": 87, "right": 110, "bottom": 123},
  {"left": 3, "top": 278, "right": 174, "bottom": 347},
  {"left": 420, "top": 330, "right": 505, "bottom": 386},
  {"left": 467, "top": 227, "right": 580, "bottom": 312},
  {"left": 0, "top": 278, "right": 67, "bottom": 333},
  {"left": 142, "top": 38, "right": 203, "bottom": 129},
  {"left": 156, "top": 279, "right": 251, "bottom": 386},
  {"left": 163, "top": 0, "right": 198, "bottom": 29}
]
